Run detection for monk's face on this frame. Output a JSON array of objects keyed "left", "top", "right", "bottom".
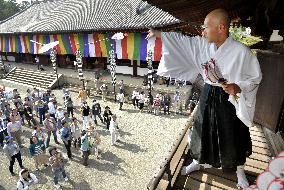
[{"left": 202, "top": 16, "right": 220, "bottom": 43}]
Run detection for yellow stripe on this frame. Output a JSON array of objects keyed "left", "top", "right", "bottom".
[
  {"left": 73, "top": 33, "right": 80, "bottom": 51},
  {"left": 98, "top": 34, "right": 107, "bottom": 57},
  {"left": 127, "top": 33, "right": 134, "bottom": 60},
  {"left": 57, "top": 34, "right": 67, "bottom": 54}
]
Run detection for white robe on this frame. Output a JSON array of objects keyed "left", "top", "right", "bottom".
[{"left": 158, "top": 32, "right": 262, "bottom": 127}]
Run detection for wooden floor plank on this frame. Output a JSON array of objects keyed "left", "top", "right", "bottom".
[
  {"left": 244, "top": 165, "right": 265, "bottom": 176},
  {"left": 249, "top": 152, "right": 270, "bottom": 162},
  {"left": 250, "top": 135, "right": 267, "bottom": 143},
  {"left": 252, "top": 140, "right": 269, "bottom": 149},
  {"left": 188, "top": 171, "right": 237, "bottom": 190},
  {"left": 246, "top": 158, "right": 268, "bottom": 170},
  {"left": 184, "top": 178, "right": 224, "bottom": 190},
  {"left": 252, "top": 145, "right": 271, "bottom": 156},
  {"left": 250, "top": 130, "right": 266, "bottom": 138},
  {"left": 200, "top": 168, "right": 237, "bottom": 182}
]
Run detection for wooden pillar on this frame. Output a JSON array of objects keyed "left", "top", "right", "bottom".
[{"left": 133, "top": 60, "right": 137, "bottom": 77}]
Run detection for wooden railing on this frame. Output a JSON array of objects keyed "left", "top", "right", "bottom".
[{"left": 147, "top": 106, "right": 197, "bottom": 190}]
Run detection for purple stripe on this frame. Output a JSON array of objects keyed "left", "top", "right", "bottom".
[
  {"left": 140, "top": 33, "right": 148, "bottom": 61},
  {"left": 108, "top": 33, "right": 116, "bottom": 57},
  {"left": 83, "top": 33, "right": 89, "bottom": 57}
]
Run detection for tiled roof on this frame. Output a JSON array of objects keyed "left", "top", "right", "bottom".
[{"left": 0, "top": 0, "right": 180, "bottom": 34}]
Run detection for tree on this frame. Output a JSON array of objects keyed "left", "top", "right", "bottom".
[{"left": 0, "top": 0, "right": 31, "bottom": 22}]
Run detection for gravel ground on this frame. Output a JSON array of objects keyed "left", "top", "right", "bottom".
[{"left": 0, "top": 81, "right": 188, "bottom": 190}]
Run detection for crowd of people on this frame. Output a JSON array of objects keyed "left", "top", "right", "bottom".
[
  {"left": 0, "top": 80, "right": 189, "bottom": 189},
  {"left": 0, "top": 85, "right": 121, "bottom": 189}
]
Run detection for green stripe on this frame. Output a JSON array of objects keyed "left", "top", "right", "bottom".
[
  {"left": 78, "top": 33, "right": 85, "bottom": 54},
  {"left": 103, "top": 33, "right": 111, "bottom": 57},
  {"left": 15, "top": 36, "right": 19, "bottom": 53},
  {"left": 133, "top": 33, "right": 141, "bottom": 60}
]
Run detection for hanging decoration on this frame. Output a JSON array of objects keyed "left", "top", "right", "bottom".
[
  {"left": 147, "top": 49, "right": 154, "bottom": 96},
  {"left": 75, "top": 49, "right": 85, "bottom": 89},
  {"left": 109, "top": 44, "right": 117, "bottom": 101}
]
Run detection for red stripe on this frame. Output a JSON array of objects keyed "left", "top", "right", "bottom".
[
  {"left": 23, "top": 36, "right": 29, "bottom": 53},
  {"left": 154, "top": 37, "right": 162, "bottom": 61},
  {"left": 121, "top": 36, "right": 128, "bottom": 59},
  {"left": 69, "top": 33, "right": 77, "bottom": 54},
  {"left": 93, "top": 33, "right": 102, "bottom": 57},
  {"left": 53, "top": 35, "right": 61, "bottom": 54}
]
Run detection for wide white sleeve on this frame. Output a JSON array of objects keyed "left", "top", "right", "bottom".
[
  {"left": 157, "top": 32, "right": 210, "bottom": 82},
  {"left": 230, "top": 49, "right": 262, "bottom": 127}
]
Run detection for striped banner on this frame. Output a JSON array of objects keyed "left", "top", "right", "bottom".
[{"left": 0, "top": 32, "right": 162, "bottom": 61}]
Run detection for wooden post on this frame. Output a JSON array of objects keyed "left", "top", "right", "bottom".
[{"left": 133, "top": 60, "right": 137, "bottom": 77}]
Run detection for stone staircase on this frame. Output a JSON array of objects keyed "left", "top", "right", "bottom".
[{"left": 2, "top": 67, "right": 63, "bottom": 89}]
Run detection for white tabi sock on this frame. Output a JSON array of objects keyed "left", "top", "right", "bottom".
[
  {"left": 181, "top": 159, "right": 200, "bottom": 176},
  {"left": 236, "top": 165, "right": 249, "bottom": 189}
]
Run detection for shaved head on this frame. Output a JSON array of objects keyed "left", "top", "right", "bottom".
[
  {"left": 206, "top": 8, "right": 230, "bottom": 29},
  {"left": 202, "top": 8, "right": 231, "bottom": 47}
]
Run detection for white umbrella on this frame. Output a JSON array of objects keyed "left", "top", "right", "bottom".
[{"left": 39, "top": 41, "right": 59, "bottom": 54}]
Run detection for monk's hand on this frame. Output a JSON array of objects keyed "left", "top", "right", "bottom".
[{"left": 222, "top": 83, "right": 241, "bottom": 95}]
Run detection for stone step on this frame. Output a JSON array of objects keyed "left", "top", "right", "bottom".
[
  {"left": 4, "top": 67, "right": 58, "bottom": 89},
  {"left": 13, "top": 70, "right": 57, "bottom": 80},
  {"left": 14, "top": 68, "right": 56, "bottom": 77},
  {"left": 6, "top": 75, "right": 54, "bottom": 84}
]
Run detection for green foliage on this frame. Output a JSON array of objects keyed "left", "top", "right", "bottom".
[
  {"left": 0, "top": 0, "right": 30, "bottom": 22},
  {"left": 229, "top": 26, "right": 263, "bottom": 47}
]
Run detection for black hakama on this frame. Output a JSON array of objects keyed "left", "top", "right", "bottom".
[{"left": 189, "top": 84, "right": 252, "bottom": 172}]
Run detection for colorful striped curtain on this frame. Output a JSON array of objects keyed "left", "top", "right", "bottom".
[{"left": 0, "top": 32, "right": 162, "bottom": 61}]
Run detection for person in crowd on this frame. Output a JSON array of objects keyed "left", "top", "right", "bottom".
[
  {"left": 15, "top": 99, "right": 25, "bottom": 125},
  {"left": 100, "top": 84, "right": 108, "bottom": 102},
  {"left": 163, "top": 93, "right": 171, "bottom": 115},
  {"left": 77, "top": 88, "right": 88, "bottom": 105},
  {"left": 81, "top": 102, "right": 91, "bottom": 130},
  {"left": 109, "top": 115, "right": 119, "bottom": 146},
  {"left": 37, "top": 98, "right": 46, "bottom": 124},
  {"left": 3, "top": 136, "right": 25, "bottom": 176},
  {"left": 10, "top": 108, "right": 21, "bottom": 122},
  {"left": 70, "top": 117, "right": 81, "bottom": 149},
  {"left": 103, "top": 106, "right": 113, "bottom": 130},
  {"left": 48, "top": 98, "right": 56, "bottom": 119},
  {"left": 173, "top": 91, "right": 182, "bottom": 114},
  {"left": 131, "top": 88, "right": 140, "bottom": 109},
  {"left": 55, "top": 106, "right": 64, "bottom": 130},
  {"left": 91, "top": 99, "right": 104, "bottom": 125},
  {"left": 48, "top": 147, "right": 69, "bottom": 189},
  {"left": 17, "top": 169, "right": 38, "bottom": 190},
  {"left": 44, "top": 113, "right": 59, "bottom": 148},
  {"left": 153, "top": 94, "right": 161, "bottom": 115},
  {"left": 3, "top": 103, "right": 12, "bottom": 122},
  {"left": 28, "top": 136, "right": 49, "bottom": 170},
  {"left": 80, "top": 130, "right": 90, "bottom": 166},
  {"left": 144, "top": 94, "right": 153, "bottom": 113},
  {"left": 7, "top": 117, "right": 23, "bottom": 147},
  {"left": 138, "top": 91, "right": 146, "bottom": 112},
  {"left": 0, "top": 110, "right": 8, "bottom": 147},
  {"left": 88, "top": 124, "right": 101, "bottom": 159},
  {"left": 23, "top": 101, "right": 37, "bottom": 128},
  {"left": 94, "top": 77, "right": 100, "bottom": 95},
  {"left": 60, "top": 121, "right": 72, "bottom": 159},
  {"left": 117, "top": 91, "right": 125, "bottom": 110},
  {"left": 32, "top": 126, "right": 46, "bottom": 142},
  {"left": 65, "top": 97, "right": 74, "bottom": 118},
  {"left": 118, "top": 80, "right": 125, "bottom": 94}
]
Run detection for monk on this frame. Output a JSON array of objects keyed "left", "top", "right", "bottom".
[{"left": 147, "top": 9, "right": 262, "bottom": 189}]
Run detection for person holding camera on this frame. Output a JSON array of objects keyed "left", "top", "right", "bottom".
[
  {"left": 17, "top": 168, "right": 38, "bottom": 190},
  {"left": 48, "top": 147, "right": 69, "bottom": 189},
  {"left": 60, "top": 121, "right": 72, "bottom": 159}
]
